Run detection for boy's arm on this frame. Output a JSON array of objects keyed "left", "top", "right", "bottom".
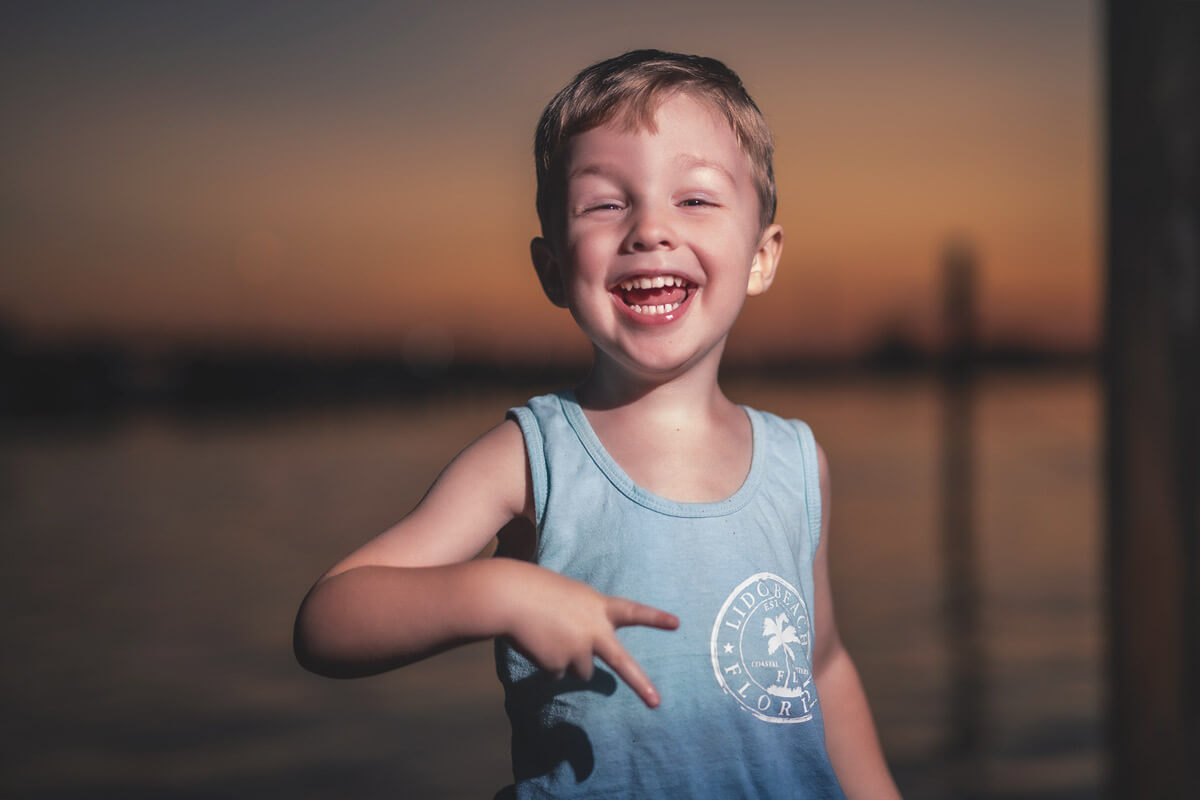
[
  {"left": 811, "top": 442, "right": 903, "bottom": 799},
  {"left": 292, "top": 419, "right": 677, "bottom": 705}
]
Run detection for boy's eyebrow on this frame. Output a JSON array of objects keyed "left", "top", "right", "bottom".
[
  {"left": 567, "top": 162, "right": 622, "bottom": 181},
  {"left": 673, "top": 154, "right": 737, "bottom": 185}
]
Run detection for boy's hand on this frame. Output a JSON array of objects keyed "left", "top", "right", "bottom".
[{"left": 490, "top": 560, "right": 679, "bottom": 708}]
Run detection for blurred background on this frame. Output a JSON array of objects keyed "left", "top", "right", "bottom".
[{"left": 1, "top": 1, "right": 1100, "bottom": 798}]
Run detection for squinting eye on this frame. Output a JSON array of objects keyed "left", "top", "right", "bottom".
[
  {"left": 679, "top": 198, "right": 712, "bottom": 207},
  {"left": 586, "top": 203, "right": 623, "bottom": 212}
]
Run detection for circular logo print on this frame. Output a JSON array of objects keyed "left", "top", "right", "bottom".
[{"left": 710, "top": 572, "right": 816, "bottom": 723}]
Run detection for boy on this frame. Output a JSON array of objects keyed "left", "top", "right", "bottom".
[{"left": 294, "top": 50, "right": 900, "bottom": 799}]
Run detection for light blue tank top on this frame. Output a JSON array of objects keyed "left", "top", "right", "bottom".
[{"left": 496, "top": 391, "right": 846, "bottom": 799}]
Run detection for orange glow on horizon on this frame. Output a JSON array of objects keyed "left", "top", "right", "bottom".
[{"left": 0, "top": 1, "right": 1099, "bottom": 360}]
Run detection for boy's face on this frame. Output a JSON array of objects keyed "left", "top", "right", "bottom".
[{"left": 532, "top": 92, "right": 783, "bottom": 381}]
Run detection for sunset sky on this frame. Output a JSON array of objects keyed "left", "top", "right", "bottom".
[{"left": 1, "top": 0, "right": 1099, "bottom": 362}]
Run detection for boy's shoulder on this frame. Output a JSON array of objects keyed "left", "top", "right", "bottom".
[
  {"left": 503, "top": 390, "right": 571, "bottom": 440},
  {"left": 737, "top": 402, "right": 821, "bottom": 453},
  {"left": 509, "top": 390, "right": 570, "bottom": 413},
  {"left": 740, "top": 402, "right": 810, "bottom": 429}
]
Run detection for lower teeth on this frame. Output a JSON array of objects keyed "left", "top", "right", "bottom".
[{"left": 631, "top": 302, "right": 681, "bottom": 315}]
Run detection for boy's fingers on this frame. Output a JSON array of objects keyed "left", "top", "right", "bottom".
[
  {"left": 595, "top": 635, "right": 661, "bottom": 708},
  {"left": 606, "top": 597, "right": 680, "bottom": 631},
  {"left": 571, "top": 652, "right": 595, "bottom": 682}
]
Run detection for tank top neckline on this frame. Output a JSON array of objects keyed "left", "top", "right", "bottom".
[{"left": 556, "top": 390, "right": 765, "bottom": 519}]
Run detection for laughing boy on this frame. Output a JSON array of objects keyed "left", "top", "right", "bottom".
[{"left": 295, "top": 50, "right": 900, "bottom": 799}]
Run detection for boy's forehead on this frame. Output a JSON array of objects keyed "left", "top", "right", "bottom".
[{"left": 563, "top": 93, "right": 749, "bottom": 176}]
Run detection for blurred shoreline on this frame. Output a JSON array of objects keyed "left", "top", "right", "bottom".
[{"left": 1, "top": 325, "right": 1095, "bottom": 424}]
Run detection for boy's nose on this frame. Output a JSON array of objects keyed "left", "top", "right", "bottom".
[{"left": 624, "top": 207, "right": 677, "bottom": 252}]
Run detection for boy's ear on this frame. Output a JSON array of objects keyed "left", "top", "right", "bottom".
[
  {"left": 746, "top": 224, "right": 784, "bottom": 297},
  {"left": 531, "top": 236, "right": 569, "bottom": 308}
]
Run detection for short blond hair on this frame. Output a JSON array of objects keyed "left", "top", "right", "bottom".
[{"left": 534, "top": 49, "right": 777, "bottom": 239}]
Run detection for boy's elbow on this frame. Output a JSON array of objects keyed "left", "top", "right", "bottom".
[
  {"left": 293, "top": 632, "right": 326, "bottom": 676},
  {"left": 292, "top": 579, "right": 417, "bottom": 679},
  {"left": 292, "top": 612, "right": 376, "bottom": 679},
  {"left": 292, "top": 587, "right": 361, "bottom": 679},
  {"left": 293, "top": 600, "right": 338, "bottom": 677}
]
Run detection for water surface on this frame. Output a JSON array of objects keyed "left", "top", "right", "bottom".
[{"left": 1, "top": 373, "right": 1100, "bottom": 798}]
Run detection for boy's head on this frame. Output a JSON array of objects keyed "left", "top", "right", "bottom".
[
  {"left": 529, "top": 51, "right": 784, "bottom": 380},
  {"left": 534, "top": 49, "right": 776, "bottom": 242}
]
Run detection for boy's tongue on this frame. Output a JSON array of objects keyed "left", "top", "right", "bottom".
[{"left": 621, "top": 286, "right": 687, "bottom": 306}]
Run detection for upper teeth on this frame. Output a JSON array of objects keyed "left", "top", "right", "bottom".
[
  {"left": 619, "top": 275, "right": 686, "bottom": 291},
  {"left": 619, "top": 275, "right": 687, "bottom": 291}
]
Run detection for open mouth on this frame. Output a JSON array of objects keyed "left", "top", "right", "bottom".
[{"left": 612, "top": 274, "right": 696, "bottom": 316}]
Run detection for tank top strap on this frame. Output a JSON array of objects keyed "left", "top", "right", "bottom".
[
  {"left": 789, "top": 419, "right": 823, "bottom": 555},
  {"left": 505, "top": 404, "right": 548, "bottom": 528}
]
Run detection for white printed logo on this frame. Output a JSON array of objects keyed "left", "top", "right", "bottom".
[{"left": 710, "top": 572, "right": 816, "bottom": 723}]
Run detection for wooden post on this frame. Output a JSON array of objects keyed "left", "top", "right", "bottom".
[
  {"left": 1105, "top": 1, "right": 1200, "bottom": 797},
  {"left": 940, "top": 238, "right": 985, "bottom": 794}
]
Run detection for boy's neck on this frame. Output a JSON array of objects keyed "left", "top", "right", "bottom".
[
  {"left": 574, "top": 349, "right": 735, "bottom": 421},
  {"left": 572, "top": 347, "right": 754, "bottom": 504}
]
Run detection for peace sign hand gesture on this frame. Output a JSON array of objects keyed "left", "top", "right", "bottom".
[{"left": 491, "top": 559, "right": 679, "bottom": 707}]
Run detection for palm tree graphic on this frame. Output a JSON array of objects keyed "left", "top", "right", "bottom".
[{"left": 762, "top": 612, "right": 806, "bottom": 697}]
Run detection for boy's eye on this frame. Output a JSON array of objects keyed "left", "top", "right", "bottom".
[
  {"left": 584, "top": 202, "right": 623, "bottom": 213},
  {"left": 679, "top": 198, "right": 713, "bottom": 207}
]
